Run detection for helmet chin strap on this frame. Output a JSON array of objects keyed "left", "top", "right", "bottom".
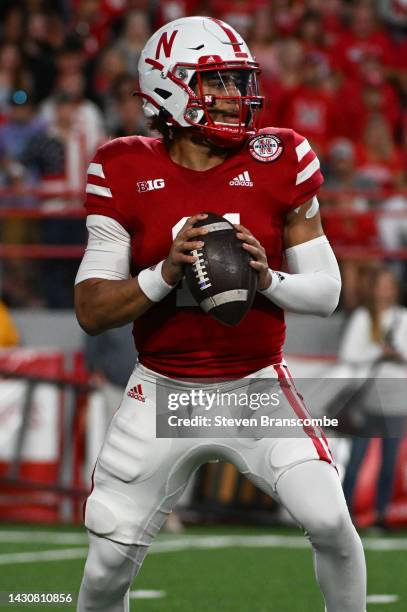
[
  {"left": 191, "top": 128, "right": 247, "bottom": 151},
  {"left": 157, "top": 107, "right": 250, "bottom": 151}
]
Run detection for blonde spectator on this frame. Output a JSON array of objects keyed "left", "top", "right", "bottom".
[{"left": 340, "top": 267, "right": 407, "bottom": 528}]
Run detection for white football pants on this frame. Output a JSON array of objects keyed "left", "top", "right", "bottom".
[{"left": 77, "top": 362, "right": 366, "bottom": 611}]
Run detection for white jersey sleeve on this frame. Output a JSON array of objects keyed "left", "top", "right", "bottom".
[{"left": 75, "top": 214, "right": 131, "bottom": 284}]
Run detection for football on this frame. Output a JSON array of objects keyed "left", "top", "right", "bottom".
[{"left": 184, "top": 212, "right": 258, "bottom": 326}]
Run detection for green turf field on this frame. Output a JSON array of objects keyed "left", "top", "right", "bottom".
[{"left": 0, "top": 523, "right": 406, "bottom": 611}]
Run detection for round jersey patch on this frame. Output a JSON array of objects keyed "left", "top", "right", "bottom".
[{"left": 249, "top": 135, "right": 284, "bottom": 163}]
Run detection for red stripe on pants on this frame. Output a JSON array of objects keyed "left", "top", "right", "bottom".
[
  {"left": 274, "top": 364, "right": 332, "bottom": 464},
  {"left": 282, "top": 364, "right": 333, "bottom": 461}
]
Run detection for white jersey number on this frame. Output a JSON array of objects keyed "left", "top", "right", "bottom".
[{"left": 171, "top": 213, "right": 240, "bottom": 306}]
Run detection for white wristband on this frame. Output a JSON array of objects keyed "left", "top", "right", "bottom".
[{"left": 138, "top": 260, "right": 175, "bottom": 302}]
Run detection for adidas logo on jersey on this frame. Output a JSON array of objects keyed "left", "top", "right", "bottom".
[
  {"left": 229, "top": 171, "right": 253, "bottom": 187},
  {"left": 127, "top": 384, "right": 146, "bottom": 402}
]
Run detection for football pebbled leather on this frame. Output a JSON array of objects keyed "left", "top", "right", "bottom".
[{"left": 184, "top": 212, "right": 258, "bottom": 326}]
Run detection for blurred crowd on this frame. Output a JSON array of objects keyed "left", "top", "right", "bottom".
[{"left": 0, "top": 0, "right": 406, "bottom": 309}]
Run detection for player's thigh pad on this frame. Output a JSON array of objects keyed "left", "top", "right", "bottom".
[
  {"left": 98, "top": 373, "right": 171, "bottom": 483},
  {"left": 84, "top": 369, "right": 184, "bottom": 544}
]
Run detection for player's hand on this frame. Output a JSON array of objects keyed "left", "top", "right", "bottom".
[
  {"left": 162, "top": 214, "right": 209, "bottom": 286},
  {"left": 234, "top": 224, "right": 271, "bottom": 291}
]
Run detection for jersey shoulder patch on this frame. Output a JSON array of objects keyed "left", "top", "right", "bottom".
[
  {"left": 247, "top": 127, "right": 291, "bottom": 163},
  {"left": 248, "top": 127, "right": 323, "bottom": 208}
]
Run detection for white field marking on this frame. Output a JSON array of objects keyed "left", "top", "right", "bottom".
[
  {"left": 0, "top": 531, "right": 88, "bottom": 544},
  {"left": 0, "top": 547, "right": 89, "bottom": 564},
  {"left": 1, "top": 533, "right": 407, "bottom": 566},
  {"left": 130, "top": 591, "right": 166, "bottom": 599},
  {"left": 366, "top": 595, "right": 399, "bottom": 604}
]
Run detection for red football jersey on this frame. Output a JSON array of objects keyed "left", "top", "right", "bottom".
[{"left": 84, "top": 128, "right": 323, "bottom": 378}]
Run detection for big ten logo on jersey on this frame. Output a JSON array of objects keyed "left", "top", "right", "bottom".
[
  {"left": 172, "top": 213, "right": 240, "bottom": 306},
  {"left": 137, "top": 178, "right": 166, "bottom": 193}
]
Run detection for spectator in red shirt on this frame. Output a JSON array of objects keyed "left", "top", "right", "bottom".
[
  {"left": 337, "top": 54, "right": 402, "bottom": 140},
  {"left": 279, "top": 51, "right": 337, "bottom": 156},
  {"left": 402, "top": 109, "right": 407, "bottom": 172},
  {"left": 270, "top": 0, "right": 303, "bottom": 36},
  {"left": 209, "top": 0, "right": 268, "bottom": 39},
  {"left": 330, "top": 3, "right": 395, "bottom": 81},
  {"left": 354, "top": 113, "right": 405, "bottom": 191},
  {"left": 322, "top": 139, "right": 380, "bottom": 311},
  {"left": 301, "top": 0, "right": 344, "bottom": 45},
  {"left": 248, "top": 9, "right": 278, "bottom": 81},
  {"left": 394, "top": 37, "right": 407, "bottom": 99},
  {"left": 258, "top": 36, "right": 303, "bottom": 127},
  {"left": 69, "top": 0, "right": 113, "bottom": 58},
  {"left": 154, "top": 0, "right": 204, "bottom": 29},
  {"left": 297, "top": 10, "right": 332, "bottom": 69}
]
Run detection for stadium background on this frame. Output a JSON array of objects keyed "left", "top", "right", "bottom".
[{"left": 0, "top": 0, "right": 407, "bottom": 610}]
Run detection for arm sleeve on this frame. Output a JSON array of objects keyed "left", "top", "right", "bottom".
[
  {"left": 75, "top": 214, "right": 131, "bottom": 284},
  {"left": 259, "top": 235, "right": 341, "bottom": 317}
]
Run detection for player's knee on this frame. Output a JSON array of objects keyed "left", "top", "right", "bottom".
[
  {"left": 82, "top": 562, "right": 110, "bottom": 596},
  {"left": 305, "top": 507, "right": 353, "bottom": 552},
  {"left": 82, "top": 555, "right": 132, "bottom": 600}
]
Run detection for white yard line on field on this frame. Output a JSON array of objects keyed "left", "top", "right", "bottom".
[
  {"left": 129, "top": 591, "right": 166, "bottom": 599},
  {"left": 367, "top": 595, "right": 399, "bottom": 604},
  {"left": 0, "top": 547, "right": 89, "bottom": 564},
  {"left": 0, "top": 531, "right": 179, "bottom": 544},
  {"left": 1, "top": 533, "right": 407, "bottom": 565},
  {"left": 0, "top": 531, "right": 88, "bottom": 544}
]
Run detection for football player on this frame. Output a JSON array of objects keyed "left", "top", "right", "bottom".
[{"left": 75, "top": 16, "right": 366, "bottom": 612}]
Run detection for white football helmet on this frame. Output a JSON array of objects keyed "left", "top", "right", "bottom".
[{"left": 137, "top": 16, "right": 263, "bottom": 145}]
